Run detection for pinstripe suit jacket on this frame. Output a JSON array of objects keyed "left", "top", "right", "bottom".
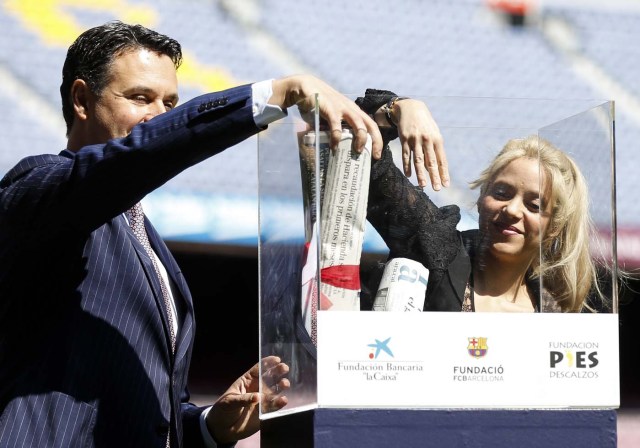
[{"left": 0, "top": 84, "right": 259, "bottom": 447}]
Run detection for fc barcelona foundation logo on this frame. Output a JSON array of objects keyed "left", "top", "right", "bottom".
[{"left": 468, "top": 337, "right": 488, "bottom": 358}]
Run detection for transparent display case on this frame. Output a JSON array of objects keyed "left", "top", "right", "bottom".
[{"left": 258, "top": 95, "right": 618, "bottom": 418}]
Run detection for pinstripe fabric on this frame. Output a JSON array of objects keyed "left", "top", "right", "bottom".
[
  {"left": 0, "top": 84, "right": 257, "bottom": 448},
  {"left": 127, "top": 202, "right": 177, "bottom": 355}
]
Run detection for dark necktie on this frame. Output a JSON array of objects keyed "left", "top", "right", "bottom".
[{"left": 126, "top": 202, "right": 177, "bottom": 354}]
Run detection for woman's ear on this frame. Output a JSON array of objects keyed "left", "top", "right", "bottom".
[
  {"left": 545, "top": 222, "right": 562, "bottom": 240},
  {"left": 543, "top": 225, "right": 562, "bottom": 256}
]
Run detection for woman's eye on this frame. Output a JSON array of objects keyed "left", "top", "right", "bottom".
[{"left": 492, "top": 188, "right": 509, "bottom": 199}]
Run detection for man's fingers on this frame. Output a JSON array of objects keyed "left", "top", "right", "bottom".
[
  {"left": 261, "top": 392, "right": 289, "bottom": 413},
  {"left": 366, "top": 122, "right": 383, "bottom": 158},
  {"left": 219, "top": 391, "right": 259, "bottom": 407},
  {"left": 323, "top": 100, "right": 380, "bottom": 154},
  {"left": 261, "top": 356, "right": 290, "bottom": 394},
  {"left": 260, "top": 355, "right": 281, "bottom": 369},
  {"left": 329, "top": 127, "right": 343, "bottom": 151},
  {"left": 352, "top": 127, "right": 368, "bottom": 152}
]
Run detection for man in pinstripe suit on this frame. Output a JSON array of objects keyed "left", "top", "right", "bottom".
[{"left": 0, "top": 21, "right": 383, "bottom": 447}]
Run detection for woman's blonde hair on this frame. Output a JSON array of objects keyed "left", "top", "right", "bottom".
[{"left": 469, "top": 135, "right": 603, "bottom": 312}]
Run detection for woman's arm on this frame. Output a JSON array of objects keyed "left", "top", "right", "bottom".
[{"left": 356, "top": 89, "right": 448, "bottom": 190}]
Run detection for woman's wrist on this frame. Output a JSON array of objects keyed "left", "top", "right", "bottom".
[{"left": 378, "top": 96, "right": 409, "bottom": 128}]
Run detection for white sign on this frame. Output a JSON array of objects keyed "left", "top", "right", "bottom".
[{"left": 317, "top": 311, "right": 619, "bottom": 408}]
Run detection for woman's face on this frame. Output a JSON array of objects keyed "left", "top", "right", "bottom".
[{"left": 478, "top": 157, "right": 551, "bottom": 265}]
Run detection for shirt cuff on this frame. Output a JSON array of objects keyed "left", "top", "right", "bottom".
[
  {"left": 252, "top": 79, "right": 287, "bottom": 127},
  {"left": 199, "top": 406, "right": 217, "bottom": 448}
]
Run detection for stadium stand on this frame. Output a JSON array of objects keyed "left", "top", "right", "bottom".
[
  {"left": 2, "top": 0, "right": 638, "bottom": 253},
  {"left": 1, "top": 1, "right": 639, "bottom": 446}
]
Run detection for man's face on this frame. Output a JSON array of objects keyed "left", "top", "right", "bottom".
[{"left": 84, "top": 48, "right": 179, "bottom": 144}]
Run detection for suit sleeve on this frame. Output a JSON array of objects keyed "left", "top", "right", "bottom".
[
  {"left": 181, "top": 402, "right": 237, "bottom": 448},
  {"left": 0, "top": 84, "right": 259, "bottom": 241}
]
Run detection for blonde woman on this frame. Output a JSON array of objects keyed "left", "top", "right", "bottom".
[{"left": 358, "top": 91, "right": 607, "bottom": 313}]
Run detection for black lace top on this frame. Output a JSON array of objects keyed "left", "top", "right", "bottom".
[{"left": 356, "top": 89, "right": 551, "bottom": 313}]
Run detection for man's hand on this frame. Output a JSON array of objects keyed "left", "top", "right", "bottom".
[
  {"left": 271, "top": 74, "right": 383, "bottom": 156},
  {"left": 206, "top": 356, "right": 290, "bottom": 444}
]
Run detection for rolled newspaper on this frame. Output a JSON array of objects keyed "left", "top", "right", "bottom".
[
  {"left": 317, "top": 129, "right": 371, "bottom": 311},
  {"left": 299, "top": 128, "right": 371, "bottom": 343},
  {"left": 373, "top": 258, "right": 428, "bottom": 312}
]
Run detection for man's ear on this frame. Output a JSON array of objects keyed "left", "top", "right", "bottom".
[{"left": 71, "top": 79, "right": 91, "bottom": 121}]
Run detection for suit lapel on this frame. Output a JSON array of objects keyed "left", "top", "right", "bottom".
[
  {"left": 144, "top": 217, "right": 194, "bottom": 363},
  {"left": 121, "top": 214, "right": 175, "bottom": 358}
]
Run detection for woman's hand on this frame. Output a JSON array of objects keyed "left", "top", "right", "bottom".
[{"left": 391, "top": 98, "right": 449, "bottom": 190}]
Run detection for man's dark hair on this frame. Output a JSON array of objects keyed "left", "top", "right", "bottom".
[{"left": 60, "top": 21, "right": 183, "bottom": 136}]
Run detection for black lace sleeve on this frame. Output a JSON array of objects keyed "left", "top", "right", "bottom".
[
  {"left": 366, "top": 146, "right": 462, "bottom": 271},
  {"left": 357, "top": 88, "right": 462, "bottom": 311},
  {"left": 355, "top": 88, "right": 399, "bottom": 143},
  {"left": 355, "top": 88, "right": 395, "bottom": 115}
]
